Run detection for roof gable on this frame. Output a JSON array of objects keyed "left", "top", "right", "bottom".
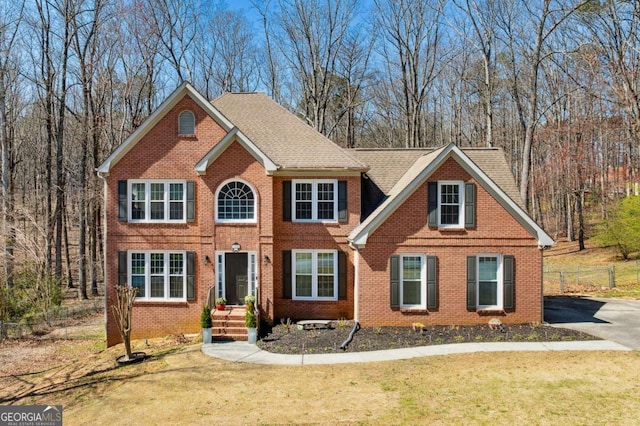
[
  {"left": 97, "top": 82, "right": 233, "bottom": 175},
  {"left": 194, "top": 127, "right": 278, "bottom": 175},
  {"left": 348, "top": 143, "right": 554, "bottom": 248}
]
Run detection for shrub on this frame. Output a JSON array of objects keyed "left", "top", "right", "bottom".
[
  {"left": 245, "top": 295, "right": 257, "bottom": 328},
  {"left": 200, "top": 304, "right": 212, "bottom": 328},
  {"left": 2, "top": 262, "right": 62, "bottom": 323},
  {"left": 593, "top": 196, "right": 640, "bottom": 259}
]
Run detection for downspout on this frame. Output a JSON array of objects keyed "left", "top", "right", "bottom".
[
  {"left": 354, "top": 247, "right": 360, "bottom": 322},
  {"left": 97, "top": 170, "right": 108, "bottom": 340}
]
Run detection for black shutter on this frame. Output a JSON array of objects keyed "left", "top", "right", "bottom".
[
  {"left": 390, "top": 255, "right": 400, "bottom": 308},
  {"left": 283, "top": 250, "right": 292, "bottom": 299},
  {"left": 503, "top": 255, "right": 514, "bottom": 309},
  {"left": 428, "top": 182, "right": 438, "bottom": 227},
  {"left": 466, "top": 256, "right": 477, "bottom": 310},
  {"left": 338, "top": 251, "right": 347, "bottom": 300},
  {"left": 338, "top": 181, "right": 348, "bottom": 222},
  {"left": 186, "top": 181, "right": 195, "bottom": 222},
  {"left": 426, "top": 256, "right": 438, "bottom": 310},
  {"left": 187, "top": 251, "right": 195, "bottom": 301},
  {"left": 118, "top": 251, "right": 127, "bottom": 285},
  {"left": 465, "top": 182, "right": 476, "bottom": 228},
  {"left": 118, "top": 180, "right": 127, "bottom": 221},
  {"left": 283, "top": 181, "right": 292, "bottom": 222}
]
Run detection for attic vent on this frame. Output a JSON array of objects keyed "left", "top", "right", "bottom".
[{"left": 178, "top": 110, "right": 195, "bottom": 135}]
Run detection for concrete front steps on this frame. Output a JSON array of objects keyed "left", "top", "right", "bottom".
[{"left": 212, "top": 307, "right": 248, "bottom": 341}]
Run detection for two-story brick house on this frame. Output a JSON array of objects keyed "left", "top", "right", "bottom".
[{"left": 98, "top": 83, "right": 553, "bottom": 346}]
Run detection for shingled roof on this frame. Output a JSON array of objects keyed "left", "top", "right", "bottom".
[
  {"left": 349, "top": 147, "right": 524, "bottom": 210},
  {"left": 212, "top": 92, "right": 366, "bottom": 171},
  {"left": 348, "top": 144, "right": 553, "bottom": 248}
]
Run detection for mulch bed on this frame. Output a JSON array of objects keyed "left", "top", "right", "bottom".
[{"left": 257, "top": 321, "right": 599, "bottom": 354}]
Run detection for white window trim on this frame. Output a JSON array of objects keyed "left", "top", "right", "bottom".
[
  {"left": 214, "top": 178, "right": 258, "bottom": 224},
  {"left": 215, "top": 251, "right": 259, "bottom": 302},
  {"left": 178, "top": 110, "right": 195, "bottom": 135},
  {"left": 292, "top": 179, "right": 338, "bottom": 223},
  {"left": 129, "top": 180, "right": 187, "bottom": 223},
  {"left": 129, "top": 251, "right": 187, "bottom": 301},
  {"left": 399, "top": 254, "right": 426, "bottom": 309},
  {"left": 438, "top": 181, "right": 465, "bottom": 228},
  {"left": 476, "top": 254, "right": 503, "bottom": 310},
  {"left": 292, "top": 249, "right": 338, "bottom": 300}
]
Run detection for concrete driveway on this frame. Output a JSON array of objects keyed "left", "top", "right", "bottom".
[{"left": 545, "top": 296, "right": 640, "bottom": 350}]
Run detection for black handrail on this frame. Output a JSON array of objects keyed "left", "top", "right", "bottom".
[{"left": 339, "top": 321, "right": 360, "bottom": 351}]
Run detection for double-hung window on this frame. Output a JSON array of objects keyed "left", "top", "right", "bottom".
[
  {"left": 129, "top": 180, "right": 186, "bottom": 223},
  {"left": 439, "top": 181, "right": 463, "bottom": 227},
  {"left": 292, "top": 250, "right": 337, "bottom": 300},
  {"left": 293, "top": 180, "right": 337, "bottom": 222},
  {"left": 390, "top": 254, "right": 437, "bottom": 310},
  {"left": 428, "top": 181, "right": 475, "bottom": 229},
  {"left": 129, "top": 251, "right": 187, "bottom": 301},
  {"left": 401, "top": 255, "right": 426, "bottom": 308},
  {"left": 467, "top": 254, "right": 514, "bottom": 311},
  {"left": 477, "top": 255, "right": 501, "bottom": 309}
]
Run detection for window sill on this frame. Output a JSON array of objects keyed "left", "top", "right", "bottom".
[
  {"left": 400, "top": 308, "right": 428, "bottom": 314},
  {"left": 178, "top": 133, "right": 197, "bottom": 139},
  {"left": 437, "top": 227, "right": 466, "bottom": 232},
  {"left": 475, "top": 308, "right": 505, "bottom": 315},
  {"left": 133, "top": 300, "right": 189, "bottom": 307}
]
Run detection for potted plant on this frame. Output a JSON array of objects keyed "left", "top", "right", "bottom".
[
  {"left": 244, "top": 295, "right": 258, "bottom": 344},
  {"left": 215, "top": 297, "right": 227, "bottom": 311},
  {"left": 200, "top": 304, "right": 212, "bottom": 344}
]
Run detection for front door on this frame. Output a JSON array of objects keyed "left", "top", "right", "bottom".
[{"left": 225, "top": 253, "right": 248, "bottom": 305}]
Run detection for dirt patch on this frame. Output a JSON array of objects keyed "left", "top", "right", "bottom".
[{"left": 257, "top": 321, "right": 599, "bottom": 354}]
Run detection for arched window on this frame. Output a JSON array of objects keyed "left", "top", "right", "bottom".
[
  {"left": 178, "top": 110, "right": 195, "bottom": 135},
  {"left": 216, "top": 181, "right": 256, "bottom": 222}
]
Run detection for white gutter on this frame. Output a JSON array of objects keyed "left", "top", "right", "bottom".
[{"left": 353, "top": 248, "right": 360, "bottom": 322}]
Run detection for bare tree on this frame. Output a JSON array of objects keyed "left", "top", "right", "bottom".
[
  {"left": 112, "top": 285, "right": 137, "bottom": 360},
  {"left": 497, "top": 0, "right": 587, "bottom": 210},
  {"left": 148, "top": 0, "right": 198, "bottom": 83},
  {"left": 374, "top": 0, "right": 446, "bottom": 147},
  {"left": 0, "top": 1, "right": 24, "bottom": 288},
  {"left": 452, "top": 0, "right": 499, "bottom": 147},
  {"left": 208, "top": 9, "right": 260, "bottom": 93},
  {"left": 579, "top": 0, "right": 640, "bottom": 187},
  {"left": 275, "top": 0, "right": 359, "bottom": 134}
]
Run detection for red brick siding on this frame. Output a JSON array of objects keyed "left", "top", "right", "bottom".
[
  {"left": 104, "top": 95, "right": 360, "bottom": 345},
  {"left": 270, "top": 175, "right": 360, "bottom": 321},
  {"left": 356, "top": 158, "right": 542, "bottom": 326}
]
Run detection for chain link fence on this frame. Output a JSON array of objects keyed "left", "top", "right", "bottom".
[
  {"left": 0, "top": 298, "right": 103, "bottom": 341},
  {"left": 544, "top": 265, "right": 615, "bottom": 295}
]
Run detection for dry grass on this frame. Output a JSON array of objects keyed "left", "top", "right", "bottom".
[
  {"left": 3, "top": 323, "right": 640, "bottom": 425},
  {"left": 57, "top": 347, "right": 640, "bottom": 425}
]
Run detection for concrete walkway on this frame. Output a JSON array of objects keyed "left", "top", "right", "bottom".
[{"left": 201, "top": 339, "right": 630, "bottom": 365}]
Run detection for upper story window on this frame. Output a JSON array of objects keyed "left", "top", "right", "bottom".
[
  {"left": 439, "top": 181, "right": 463, "bottom": 227},
  {"left": 129, "top": 180, "right": 187, "bottom": 223},
  {"left": 293, "top": 180, "right": 337, "bottom": 222},
  {"left": 216, "top": 180, "right": 256, "bottom": 223},
  {"left": 178, "top": 110, "right": 195, "bottom": 135},
  {"left": 428, "top": 181, "right": 476, "bottom": 229}
]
